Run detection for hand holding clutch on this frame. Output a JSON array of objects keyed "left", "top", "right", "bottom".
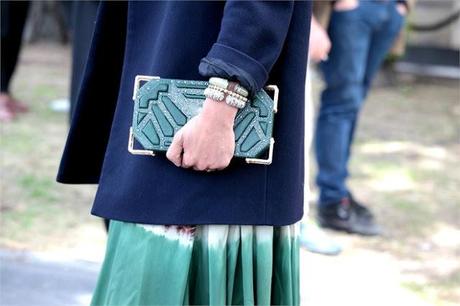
[{"left": 166, "top": 98, "right": 237, "bottom": 172}]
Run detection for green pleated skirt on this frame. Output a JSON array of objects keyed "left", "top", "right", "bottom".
[{"left": 91, "top": 221, "right": 300, "bottom": 306}]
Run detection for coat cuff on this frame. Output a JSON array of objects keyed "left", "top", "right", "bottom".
[{"left": 198, "top": 43, "right": 268, "bottom": 97}]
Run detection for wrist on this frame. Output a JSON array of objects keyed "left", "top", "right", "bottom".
[{"left": 201, "top": 98, "right": 238, "bottom": 128}]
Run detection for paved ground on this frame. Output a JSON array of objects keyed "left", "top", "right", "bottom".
[
  {"left": 300, "top": 247, "right": 433, "bottom": 306},
  {"left": 0, "top": 247, "right": 432, "bottom": 306},
  {"left": 0, "top": 250, "right": 99, "bottom": 306}
]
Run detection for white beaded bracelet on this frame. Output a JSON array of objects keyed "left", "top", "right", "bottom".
[
  {"left": 225, "top": 95, "right": 246, "bottom": 109},
  {"left": 204, "top": 87, "right": 225, "bottom": 101},
  {"left": 209, "top": 77, "right": 229, "bottom": 90},
  {"left": 205, "top": 85, "right": 247, "bottom": 109},
  {"left": 234, "top": 84, "right": 249, "bottom": 97},
  {"left": 208, "top": 84, "right": 248, "bottom": 103}
]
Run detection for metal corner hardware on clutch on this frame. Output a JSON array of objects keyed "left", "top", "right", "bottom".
[
  {"left": 132, "top": 75, "right": 160, "bottom": 101},
  {"left": 128, "top": 75, "right": 279, "bottom": 165},
  {"left": 245, "top": 138, "right": 275, "bottom": 165},
  {"left": 128, "top": 127, "right": 156, "bottom": 156}
]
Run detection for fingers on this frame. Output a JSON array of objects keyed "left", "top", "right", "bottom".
[
  {"left": 194, "top": 157, "right": 232, "bottom": 172},
  {"left": 192, "top": 164, "right": 207, "bottom": 171},
  {"left": 181, "top": 152, "right": 194, "bottom": 169},
  {"left": 186, "top": 157, "right": 232, "bottom": 172},
  {"left": 182, "top": 155, "right": 208, "bottom": 170},
  {"left": 215, "top": 159, "right": 231, "bottom": 171},
  {"left": 166, "top": 113, "right": 234, "bottom": 172},
  {"left": 166, "top": 130, "right": 184, "bottom": 167}
]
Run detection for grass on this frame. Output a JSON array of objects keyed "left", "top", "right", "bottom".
[
  {"left": 0, "top": 44, "right": 103, "bottom": 257},
  {"left": 18, "top": 174, "right": 59, "bottom": 203}
]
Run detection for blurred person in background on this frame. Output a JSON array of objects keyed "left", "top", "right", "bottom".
[
  {"left": 300, "top": 15, "right": 342, "bottom": 256},
  {"left": 0, "top": 1, "right": 30, "bottom": 122},
  {"left": 313, "top": 0, "right": 410, "bottom": 236}
]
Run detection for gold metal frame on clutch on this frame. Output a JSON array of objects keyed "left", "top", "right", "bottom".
[
  {"left": 128, "top": 75, "right": 160, "bottom": 156},
  {"left": 128, "top": 75, "right": 278, "bottom": 165}
]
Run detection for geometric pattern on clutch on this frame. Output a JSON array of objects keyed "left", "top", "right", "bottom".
[{"left": 131, "top": 78, "right": 276, "bottom": 159}]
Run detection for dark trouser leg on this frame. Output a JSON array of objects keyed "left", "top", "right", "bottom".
[
  {"left": 0, "top": 1, "right": 30, "bottom": 93},
  {"left": 315, "top": 7, "right": 371, "bottom": 206}
]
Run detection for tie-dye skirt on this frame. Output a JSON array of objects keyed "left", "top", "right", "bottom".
[{"left": 91, "top": 220, "right": 300, "bottom": 306}]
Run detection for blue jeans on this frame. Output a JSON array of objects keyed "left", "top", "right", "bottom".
[{"left": 315, "top": 1, "right": 404, "bottom": 206}]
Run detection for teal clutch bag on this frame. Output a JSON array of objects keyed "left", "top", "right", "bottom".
[{"left": 128, "top": 75, "right": 278, "bottom": 165}]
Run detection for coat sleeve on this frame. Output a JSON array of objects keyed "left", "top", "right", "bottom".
[{"left": 198, "top": 1, "right": 294, "bottom": 97}]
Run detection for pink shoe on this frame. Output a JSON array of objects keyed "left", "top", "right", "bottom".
[{"left": 0, "top": 94, "right": 17, "bottom": 122}]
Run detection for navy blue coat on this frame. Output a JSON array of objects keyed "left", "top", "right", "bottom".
[{"left": 57, "top": 1, "right": 311, "bottom": 226}]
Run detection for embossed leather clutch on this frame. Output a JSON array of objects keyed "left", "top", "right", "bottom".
[{"left": 128, "top": 76, "right": 278, "bottom": 165}]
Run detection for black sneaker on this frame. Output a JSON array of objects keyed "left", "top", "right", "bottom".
[
  {"left": 317, "top": 197, "right": 382, "bottom": 236},
  {"left": 348, "top": 192, "right": 374, "bottom": 219}
]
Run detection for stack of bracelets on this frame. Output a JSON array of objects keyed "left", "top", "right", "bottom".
[{"left": 204, "top": 77, "right": 249, "bottom": 109}]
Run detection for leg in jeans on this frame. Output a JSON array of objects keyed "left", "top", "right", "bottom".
[
  {"left": 362, "top": 3, "right": 404, "bottom": 98},
  {"left": 344, "top": 2, "right": 405, "bottom": 169},
  {"left": 315, "top": 2, "right": 404, "bottom": 235},
  {"left": 315, "top": 6, "right": 371, "bottom": 207}
]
